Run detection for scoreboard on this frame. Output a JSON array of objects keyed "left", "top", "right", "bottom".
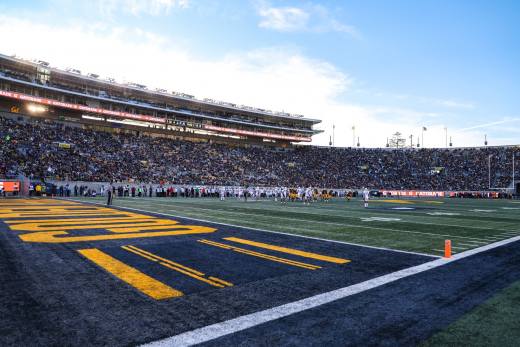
[{"left": 0, "top": 181, "right": 20, "bottom": 192}]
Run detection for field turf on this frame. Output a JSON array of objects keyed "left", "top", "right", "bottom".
[
  {"left": 71, "top": 195, "right": 520, "bottom": 256},
  {"left": 423, "top": 279, "right": 520, "bottom": 346},
  {"left": 0, "top": 196, "right": 519, "bottom": 346}
]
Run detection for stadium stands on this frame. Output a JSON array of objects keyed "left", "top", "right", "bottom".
[
  {"left": 0, "top": 53, "right": 320, "bottom": 145},
  {"left": 1, "top": 115, "right": 518, "bottom": 190}
]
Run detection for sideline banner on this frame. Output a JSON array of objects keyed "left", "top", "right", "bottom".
[
  {"left": 0, "top": 181, "right": 20, "bottom": 192},
  {"left": 380, "top": 190, "right": 445, "bottom": 197}
]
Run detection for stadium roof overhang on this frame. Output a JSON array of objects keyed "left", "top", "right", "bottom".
[
  {"left": 0, "top": 75, "right": 316, "bottom": 136},
  {"left": 0, "top": 53, "right": 321, "bottom": 125}
]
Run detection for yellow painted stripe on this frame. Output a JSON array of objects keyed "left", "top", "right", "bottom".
[
  {"left": 127, "top": 246, "right": 205, "bottom": 276},
  {"left": 158, "top": 262, "right": 225, "bottom": 288},
  {"left": 223, "top": 237, "right": 350, "bottom": 264},
  {"left": 198, "top": 239, "right": 321, "bottom": 270},
  {"left": 78, "top": 248, "right": 182, "bottom": 300},
  {"left": 198, "top": 239, "right": 232, "bottom": 249},
  {"left": 123, "top": 246, "right": 233, "bottom": 288},
  {"left": 209, "top": 276, "right": 234, "bottom": 287},
  {"left": 121, "top": 246, "right": 160, "bottom": 262},
  {"left": 233, "top": 248, "right": 320, "bottom": 270}
]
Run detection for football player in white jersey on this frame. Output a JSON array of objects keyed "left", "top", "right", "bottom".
[
  {"left": 362, "top": 188, "right": 370, "bottom": 208},
  {"left": 304, "top": 187, "right": 312, "bottom": 204},
  {"left": 219, "top": 186, "right": 226, "bottom": 201}
]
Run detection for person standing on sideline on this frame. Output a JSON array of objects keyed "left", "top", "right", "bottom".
[{"left": 107, "top": 187, "right": 113, "bottom": 206}]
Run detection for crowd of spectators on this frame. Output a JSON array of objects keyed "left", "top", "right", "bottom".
[{"left": 1, "top": 115, "right": 518, "bottom": 191}]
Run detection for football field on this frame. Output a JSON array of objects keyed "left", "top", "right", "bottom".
[
  {"left": 1, "top": 196, "right": 519, "bottom": 346},
  {"left": 71, "top": 195, "right": 520, "bottom": 257}
]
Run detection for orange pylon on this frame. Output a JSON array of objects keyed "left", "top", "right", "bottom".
[{"left": 444, "top": 240, "right": 452, "bottom": 258}]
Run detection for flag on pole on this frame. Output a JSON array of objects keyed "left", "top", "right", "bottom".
[{"left": 422, "top": 126, "right": 427, "bottom": 131}]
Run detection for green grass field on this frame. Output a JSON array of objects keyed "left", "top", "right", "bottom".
[{"left": 69, "top": 196, "right": 520, "bottom": 257}]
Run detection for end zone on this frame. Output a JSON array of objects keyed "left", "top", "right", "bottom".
[{"left": 0, "top": 198, "right": 436, "bottom": 346}]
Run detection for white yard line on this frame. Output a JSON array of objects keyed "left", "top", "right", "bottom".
[
  {"left": 456, "top": 242, "right": 483, "bottom": 247},
  {"left": 142, "top": 234, "right": 520, "bottom": 347},
  {"left": 482, "top": 236, "right": 504, "bottom": 241},
  {"left": 456, "top": 239, "right": 488, "bottom": 244}
]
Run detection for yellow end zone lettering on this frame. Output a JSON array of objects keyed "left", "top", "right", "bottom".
[
  {"left": 1, "top": 201, "right": 216, "bottom": 243},
  {"left": 19, "top": 226, "right": 216, "bottom": 243}
]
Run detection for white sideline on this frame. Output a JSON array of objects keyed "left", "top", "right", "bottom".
[
  {"left": 143, "top": 234, "right": 520, "bottom": 347},
  {"left": 63, "top": 198, "right": 436, "bottom": 258}
]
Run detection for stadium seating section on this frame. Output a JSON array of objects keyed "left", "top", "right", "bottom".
[{"left": 1, "top": 116, "right": 517, "bottom": 190}]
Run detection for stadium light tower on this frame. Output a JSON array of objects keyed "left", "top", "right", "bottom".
[
  {"left": 485, "top": 134, "right": 488, "bottom": 146},
  {"left": 512, "top": 151, "right": 518, "bottom": 194},
  {"left": 444, "top": 127, "right": 448, "bottom": 148},
  {"left": 488, "top": 154, "right": 492, "bottom": 189},
  {"left": 332, "top": 124, "right": 335, "bottom": 147},
  {"left": 422, "top": 126, "right": 427, "bottom": 147}
]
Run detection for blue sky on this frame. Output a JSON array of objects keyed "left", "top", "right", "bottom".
[{"left": 0, "top": 0, "right": 518, "bottom": 147}]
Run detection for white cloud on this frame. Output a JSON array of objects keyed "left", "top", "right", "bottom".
[
  {"left": 258, "top": 6, "right": 309, "bottom": 32},
  {"left": 328, "top": 19, "right": 359, "bottom": 37},
  {"left": 309, "top": 4, "right": 361, "bottom": 38},
  {"left": 436, "top": 99, "right": 474, "bottom": 109},
  {"left": 256, "top": 2, "right": 360, "bottom": 38},
  {"left": 97, "top": 0, "right": 189, "bottom": 16},
  {"left": 0, "top": 15, "right": 514, "bottom": 148}
]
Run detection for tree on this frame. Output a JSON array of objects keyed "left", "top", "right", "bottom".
[{"left": 388, "top": 132, "right": 406, "bottom": 148}]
